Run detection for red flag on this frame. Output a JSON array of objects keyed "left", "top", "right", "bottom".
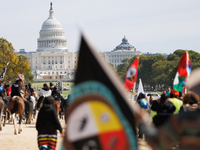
[
  {"left": 124, "top": 57, "right": 139, "bottom": 91},
  {"left": 177, "top": 52, "right": 191, "bottom": 77}
]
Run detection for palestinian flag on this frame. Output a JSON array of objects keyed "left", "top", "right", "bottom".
[
  {"left": 173, "top": 52, "right": 191, "bottom": 92},
  {"left": 124, "top": 57, "right": 139, "bottom": 91},
  {"left": 63, "top": 33, "right": 138, "bottom": 150}
]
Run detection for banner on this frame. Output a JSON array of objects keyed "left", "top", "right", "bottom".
[
  {"left": 173, "top": 52, "right": 191, "bottom": 92},
  {"left": 63, "top": 33, "right": 138, "bottom": 150},
  {"left": 137, "top": 78, "right": 144, "bottom": 98},
  {"left": 124, "top": 57, "right": 139, "bottom": 91}
]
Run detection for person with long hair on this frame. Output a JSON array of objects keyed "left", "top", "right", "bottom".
[
  {"left": 180, "top": 91, "right": 200, "bottom": 112},
  {"left": 36, "top": 96, "right": 63, "bottom": 150}
]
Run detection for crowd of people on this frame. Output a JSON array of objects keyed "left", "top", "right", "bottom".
[
  {"left": 135, "top": 87, "right": 200, "bottom": 150},
  {"left": 1, "top": 77, "right": 200, "bottom": 150},
  {"left": 0, "top": 80, "right": 69, "bottom": 150}
]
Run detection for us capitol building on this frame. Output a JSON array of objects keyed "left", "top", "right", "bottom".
[
  {"left": 19, "top": 3, "right": 78, "bottom": 81},
  {"left": 19, "top": 3, "right": 141, "bottom": 81}
]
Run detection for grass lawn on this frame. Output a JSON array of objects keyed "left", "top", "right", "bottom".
[{"left": 32, "top": 81, "right": 74, "bottom": 97}]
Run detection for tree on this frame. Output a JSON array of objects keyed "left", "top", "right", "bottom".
[
  {"left": 115, "top": 49, "right": 200, "bottom": 91},
  {"left": 0, "top": 38, "right": 33, "bottom": 83},
  {"left": 116, "top": 58, "right": 130, "bottom": 81},
  {"left": 15, "top": 55, "right": 33, "bottom": 83}
]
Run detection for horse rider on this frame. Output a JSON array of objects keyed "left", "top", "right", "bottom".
[
  {"left": 51, "top": 86, "right": 65, "bottom": 118},
  {"left": 0, "top": 82, "right": 9, "bottom": 108},
  {"left": 11, "top": 78, "right": 27, "bottom": 119},
  {"left": 37, "top": 83, "right": 52, "bottom": 109},
  {"left": 4, "top": 83, "right": 11, "bottom": 99},
  {"left": 27, "top": 83, "right": 37, "bottom": 100},
  {"left": 38, "top": 83, "right": 52, "bottom": 98},
  {"left": 49, "top": 82, "right": 54, "bottom": 91},
  {"left": 51, "top": 86, "right": 62, "bottom": 104},
  {"left": 11, "top": 78, "right": 26, "bottom": 101},
  {"left": 27, "top": 83, "right": 37, "bottom": 118}
]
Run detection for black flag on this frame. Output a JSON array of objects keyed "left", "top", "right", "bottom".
[{"left": 63, "top": 33, "right": 138, "bottom": 150}]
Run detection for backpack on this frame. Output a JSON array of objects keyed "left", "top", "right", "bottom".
[
  {"left": 0, "top": 86, "right": 3, "bottom": 92},
  {"left": 139, "top": 98, "right": 148, "bottom": 108}
]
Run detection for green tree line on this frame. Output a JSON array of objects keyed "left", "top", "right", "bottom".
[
  {"left": 116, "top": 50, "right": 200, "bottom": 91},
  {"left": 0, "top": 38, "right": 33, "bottom": 83}
]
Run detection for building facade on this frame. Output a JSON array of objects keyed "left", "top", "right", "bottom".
[
  {"left": 19, "top": 4, "right": 78, "bottom": 81},
  {"left": 19, "top": 4, "right": 142, "bottom": 81},
  {"left": 103, "top": 36, "right": 141, "bottom": 67}
]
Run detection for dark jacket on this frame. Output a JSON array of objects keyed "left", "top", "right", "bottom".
[
  {"left": 11, "top": 83, "right": 22, "bottom": 98},
  {"left": 51, "top": 90, "right": 62, "bottom": 101},
  {"left": 36, "top": 104, "right": 62, "bottom": 134},
  {"left": 151, "top": 101, "right": 175, "bottom": 127}
]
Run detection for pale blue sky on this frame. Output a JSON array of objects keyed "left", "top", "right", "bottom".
[{"left": 1, "top": 0, "right": 200, "bottom": 54}]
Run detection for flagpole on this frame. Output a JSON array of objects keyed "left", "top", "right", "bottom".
[{"left": 131, "top": 82, "right": 136, "bottom": 103}]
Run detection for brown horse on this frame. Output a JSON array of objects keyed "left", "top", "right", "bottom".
[
  {"left": 55, "top": 100, "right": 61, "bottom": 116},
  {"left": 8, "top": 96, "right": 24, "bottom": 135},
  {"left": 0, "top": 97, "right": 6, "bottom": 131}
]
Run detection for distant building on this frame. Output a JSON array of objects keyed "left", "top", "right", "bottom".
[
  {"left": 103, "top": 36, "right": 141, "bottom": 67},
  {"left": 18, "top": 3, "right": 78, "bottom": 81}
]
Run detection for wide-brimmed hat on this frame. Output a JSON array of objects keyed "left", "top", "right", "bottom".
[{"left": 16, "top": 78, "right": 22, "bottom": 82}]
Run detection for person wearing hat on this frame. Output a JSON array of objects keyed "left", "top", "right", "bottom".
[
  {"left": 11, "top": 78, "right": 26, "bottom": 101},
  {"left": 169, "top": 89, "right": 183, "bottom": 114}
]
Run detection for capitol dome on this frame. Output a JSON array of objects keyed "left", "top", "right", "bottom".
[
  {"left": 113, "top": 36, "right": 135, "bottom": 52},
  {"left": 37, "top": 3, "right": 68, "bottom": 52},
  {"left": 41, "top": 18, "right": 62, "bottom": 30}
]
